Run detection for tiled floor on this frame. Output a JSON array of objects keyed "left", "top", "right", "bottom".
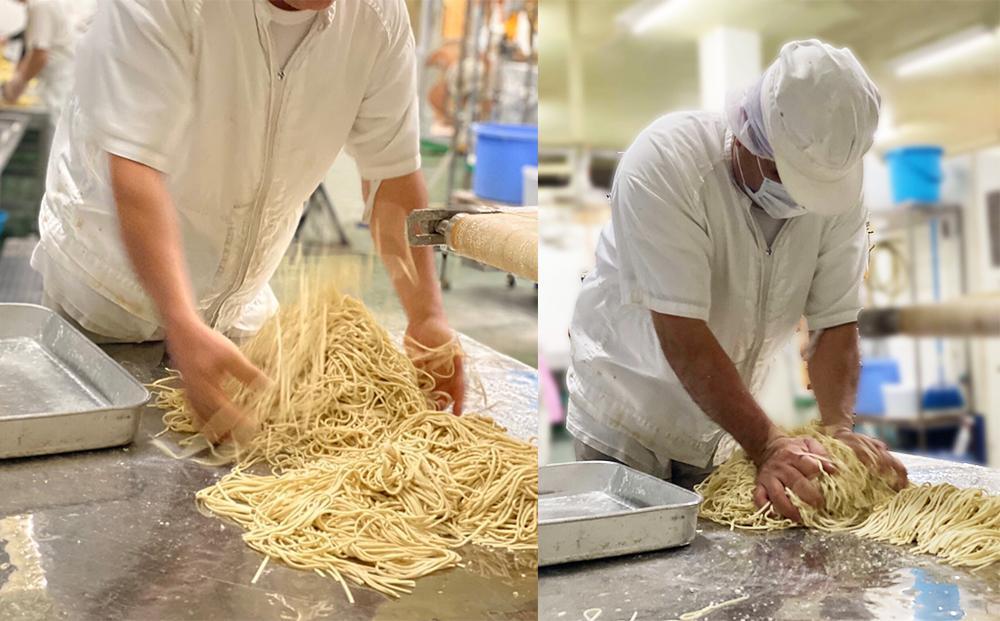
[
  {"left": 294, "top": 184, "right": 537, "bottom": 367},
  {"left": 0, "top": 236, "right": 43, "bottom": 304}
]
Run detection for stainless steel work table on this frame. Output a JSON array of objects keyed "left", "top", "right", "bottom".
[
  {"left": 539, "top": 454, "right": 999, "bottom": 621},
  {"left": 0, "top": 335, "right": 539, "bottom": 621},
  {"left": 0, "top": 113, "right": 29, "bottom": 175}
]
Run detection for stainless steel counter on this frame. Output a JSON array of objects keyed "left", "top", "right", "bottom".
[
  {"left": 539, "top": 455, "right": 1000, "bottom": 621},
  {"left": 0, "top": 336, "right": 539, "bottom": 621},
  {"left": 0, "top": 113, "right": 28, "bottom": 174},
  {"left": 0, "top": 103, "right": 50, "bottom": 238}
]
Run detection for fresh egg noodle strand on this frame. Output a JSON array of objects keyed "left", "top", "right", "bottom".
[
  {"left": 695, "top": 425, "right": 999, "bottom": 569},
  {"left": 677, "top": 593, "right": 750, "bottom": 620},
  {"left": 151, "top": 267, "right": 537, "bottom": 598}
]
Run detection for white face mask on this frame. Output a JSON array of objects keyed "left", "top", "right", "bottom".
[{"left": 736, "top": 148, "right": 807, "bottom": 219}]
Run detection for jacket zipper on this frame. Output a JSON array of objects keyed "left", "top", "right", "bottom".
[
  {"left": 206, "top": 13, "right": 318, "bottom": 328},
  {"left": 743, "top": 208, "right": 792, "bottom": 382}
]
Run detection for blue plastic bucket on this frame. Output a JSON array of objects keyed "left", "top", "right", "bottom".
[
  {"left": 855, "top": 357, "right": 901, "bottom": 415},
  {"left": 0, "top": 210, "right": 7, "bottom": 238},
  {"left": 472, "top": 123, "right": 538, "bottom": 205},
  {"left": 885, "top": 145, "right": 943, "bottom": 204}
]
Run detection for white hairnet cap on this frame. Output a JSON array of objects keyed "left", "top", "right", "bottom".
[
  {"left": 725, "top": 78, "right": 773, "bottom": 159},
  {"left": 760, "top": 39, "right": 881, "bottom": 216}
]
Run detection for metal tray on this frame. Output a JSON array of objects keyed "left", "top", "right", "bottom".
[
  {"left": 0, "top": 303, "right": 149, "bottom": 458},
  {"left": 539, "top": 461, "right": 702, "bottom": 566}
]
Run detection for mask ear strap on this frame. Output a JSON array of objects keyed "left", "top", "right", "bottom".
[
  {"left": 734, "top": 142, "right": 749, "bottom": 189},
  {"left": 755, "top": 155, "right": 767, "bottom": 181}
]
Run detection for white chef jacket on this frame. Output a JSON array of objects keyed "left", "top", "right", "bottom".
[
  {"left": 24, "top": 0, "right": 76, "bottom": 117},
  {"left": 567, "top": 111, "right": 869, "bottom": 470},
  {"left": 32, "top": 0, "right": 421, "bottom": 341}
]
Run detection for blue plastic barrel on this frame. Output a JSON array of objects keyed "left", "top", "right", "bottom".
[
  {"left": 472, "top": 123, "right": 538, "bottom": 205},
  {"left": 0, "top": 210, "right": 7, "bottom": 238},
  {"left": 855, "top": 357, "right": 901, "bottom": 415},
  {"left": 885, "top": 145, "right": 943, "bottom": 204}
]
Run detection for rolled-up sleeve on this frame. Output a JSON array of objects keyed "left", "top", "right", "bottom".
[
  {"left": 805, "top": 206, "right": 870, "bottom": 330},
  {"left": 75, "top": 0, "right": 195, "bottom": 173},
  {"left": 25, "top": 1, "right": 58, "bottom": 50},
  {"left": 611, "top": 149, "right": 712, "bottom": 320},
  {"left": 346, "top": 0, "right": 421, "bottom": 181}
]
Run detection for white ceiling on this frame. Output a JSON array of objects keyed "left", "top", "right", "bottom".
[{"left": 540, "top": 0, "right": 1000, "bottom": 153}]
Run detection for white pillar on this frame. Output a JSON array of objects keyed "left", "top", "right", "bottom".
[
  {"left": 566, "top": 0, "right": 585, "bottom": 145},
  {"left": 698, "top": 27, "right": 762, "bottom": 113}
]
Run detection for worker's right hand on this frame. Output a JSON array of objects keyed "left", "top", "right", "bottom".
[
  {"left": 1, "top": 76, "right": 24, "bottom": 103},
  {"left": 751, "top": 431, "right": 835, "bottom": 523},
  {"left": 405, "top": 314, "right": 465, "bottom": 416},
  {"left": 165, "top": 318, "right": 269, "bottom": 444}
]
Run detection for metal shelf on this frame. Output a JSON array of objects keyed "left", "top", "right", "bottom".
[
  {"left": 0, "top": 113, "right": 29, "bottom": 174},
  {"left": 862, "top": 201, "right": 973, "bottom": 452},
  {"left": 855, "top": 411, "right": 969, "bottom": 429},
  {"left": 868, "top": 202, "right": 962, "bottom": 233}
]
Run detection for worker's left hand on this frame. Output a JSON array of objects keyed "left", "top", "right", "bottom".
[
  {"left": 405, "top": 314, "right": 465, "bottom": 416},
  {"left": 828, "top": 427, "right": 909, "bottom": 490}
]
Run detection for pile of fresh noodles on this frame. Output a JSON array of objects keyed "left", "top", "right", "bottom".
[
  {"left": 151, "top": 268, "right": 537, "bottom": 599},
  {"left": 696, "top": 425, "right": 998, "bottom": 569}
]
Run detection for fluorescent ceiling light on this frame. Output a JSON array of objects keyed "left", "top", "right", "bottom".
[
  {"left": 894, "top": 26, "right": 998, "bottom": 77},
  {"left": 617, "top": 0, "right": 689, "bottom": 35},
  {"left": 873, "top": 102, "right": 896, "bottom": 145}
]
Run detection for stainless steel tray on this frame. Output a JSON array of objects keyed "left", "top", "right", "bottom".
[
  {"left": 0, "top": 303, "right": 149, "bottom": 458},
  {"left": 539, "top": 461, "right": 702, "bottom": 566}
]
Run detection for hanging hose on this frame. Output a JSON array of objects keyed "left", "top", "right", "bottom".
[{"left": 865, "top": 239, "right": 909, "bottom": 299}]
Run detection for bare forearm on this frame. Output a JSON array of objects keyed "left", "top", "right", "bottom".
[
  {"left": 807, "top": 322, "right": 860, "bottom": 431},
  {"left": 108, "top": 155, "right": 198, "bottom": 330},
  {"left": 17, "top": 48, "right": 47, "bottom": 82},
  {"left": 367, "top": 173, "right": 445, "bottom": 323},
  {"left": 651, "top": 313, "right": 778, "bottom": 464},
  {"left": 3, "top": 49, "right": 46, "bottom": 101}
]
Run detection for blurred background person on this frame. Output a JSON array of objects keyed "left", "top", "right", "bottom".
[
  {"left": 0, "top": 0, "right": 78, "bottom": 121},
  {"left": 0, "top": 0, "right": 92, "bottom": 239}
]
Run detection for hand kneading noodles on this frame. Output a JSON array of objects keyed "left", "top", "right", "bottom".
[
  {"left": 151, "top": 271, "right": 537, "bottom": 599},
  {"left": 696, "top": 425, "right": 998, "bottom": 569}
]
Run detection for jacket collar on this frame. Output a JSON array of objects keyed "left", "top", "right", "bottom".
[{"left": 253, "top": 1, "right": 337, "bottom": 31}]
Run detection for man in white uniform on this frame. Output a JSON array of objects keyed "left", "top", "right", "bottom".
[
  {"left": 567, "top": 40, "right": 908, "bottom": 522},
  {"left": 1, "top": 0, "right": 75, "bottom": 118},
  {"left": 31, "top": 0, "right": 464, "bottom": 440}
]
